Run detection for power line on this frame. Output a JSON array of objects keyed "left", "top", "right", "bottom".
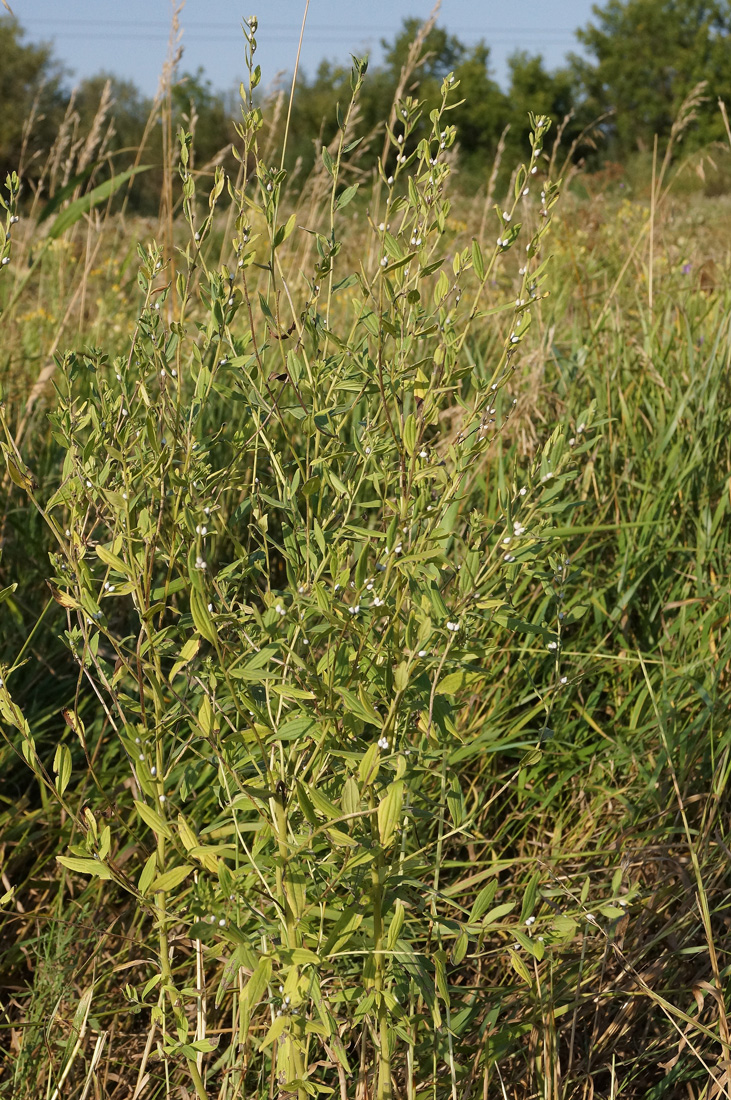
[
  {"left": 20, "top": 18, "right": 579, "bottom": 36},
  {"left": 42, "top": 32, "right": 577, "bottom": 46}
]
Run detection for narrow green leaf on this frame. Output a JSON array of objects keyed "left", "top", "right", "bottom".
[
  {"left": 134, "top": 799, "right": 173, "bottom": 840},
  {"left": 138, "top": 852, "right": 157, "bottom": 896},
  {"left": 47, "top": 165, "right": 151, "bottom": 239},
  {"left": 378, "top": 780, "right": 404, "bottom": 847},
  {"left": 53, "top": 743, "right": 72, "bottom": 796},
  {"left": 57, "top": 855, "right": 112, "bottom": 880},
  {"left": 152, "top": 864, "right": 193, "bottom": 893},
  {"left": 336, "top": 183, "right": 358, "bottom": 210}
]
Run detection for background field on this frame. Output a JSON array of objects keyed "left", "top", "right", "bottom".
[{"left": 1, "top": 9, "right": 731, "bottom": 1100}]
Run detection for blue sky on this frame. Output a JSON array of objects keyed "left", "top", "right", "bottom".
[{"left": 9, "top": 1, "right": 597, "bottom": 97}]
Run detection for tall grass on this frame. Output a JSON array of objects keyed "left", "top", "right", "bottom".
[{"left": 1, "top": 15, "right": 731, "bottom": 1100}]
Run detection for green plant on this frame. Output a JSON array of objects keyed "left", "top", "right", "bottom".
[{"left": 0, "top": 23, "right": 592, "bottom": 1097}]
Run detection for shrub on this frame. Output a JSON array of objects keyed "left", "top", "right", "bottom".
[{"left": 0, "top": 25, "right": 594, "bottom": 1099}]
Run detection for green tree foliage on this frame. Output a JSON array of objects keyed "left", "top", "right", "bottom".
[
  {"left": 74, "top": 73, "right": 150, "bottom": 157},
  {"left": 0, "top": 16, "right": 67, "bottom": 184},
  {"left": 4, "top": 4, "right": 731, "bottom": 202},
  {"left": 504, "top": 52, "right": 580, "bottom": 161},
  {"left": 571, "top": 0, "right": 731, "bottom": 153},
  {"left": 172, "top": 67, "right": 238, "bottom": 170}
]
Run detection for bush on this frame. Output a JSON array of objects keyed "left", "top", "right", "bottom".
[{"left": 0, "top": 27, "right": 599, "bottom": 1100}]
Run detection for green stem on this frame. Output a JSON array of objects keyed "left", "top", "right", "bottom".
[
  {"left": 369, "top": 793, "right": 391, "bottom": 1100},
  {"left": 273, "top": 790, "right": 307, "bottom": 1099}
]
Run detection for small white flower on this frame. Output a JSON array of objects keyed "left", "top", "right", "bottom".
[
  {"left": 194, "top": 231, "right": 200, "bottom": 241},
  {"left": 577, "top": 422, "right": 586, "bottom": 433},
  {"left": 1, "top": 257, "right": 9, "bottom": 266},
  {"left": 196, "top": 524, "right": 207, "bottom": 535},
  {"left": 373, "top": 596, "right": 384, "bottom": 607},
  {"left": 525, "top": 916, "right": 535, "bottom": 926},
  {"left": 519, "top": 487, "right": 527, "bottom": 496},
  {"left": 547, "top": 641, "right": 558, "bottom": 651},
  {"left": 380, "top": 257, "right": 388, "bottom": 267},
  {"left": 218, "top": 918, "right": 226, "bottom": 927},
  {"left": 139, "top": 753, "right": 145, "bottom": 761},
  {"left": 531, "top": 166, "right": 537, "bottom": 174},
  {"left": 503, "top": 211, "right": 511, "bottom": 221},
  {"left": 394, "top": 544, "right": 402, "bottom": 554},
  {"left": 349, "top": 604, "right": 360, "bottom": 615},
  {"left": 586, "top": 913, "right": 596, "bottom": 924},
  {"left": 378, "top": 736, "right": 389, "bottom": 750},
  {"left": 446, "top": 620, "right": 459, "bottom": 632},
  {"left": 228, "top": 297, "right": 234, "bottom": 306},
  {"left": 365, "top": 446, "right": 372, "bottom": 455},
  {"left": 150, "top": 766, "right": 157, "bottom": 777},
  {"left": 560, "top": 676, "right": 568, "bottom": 684},
  {"left": 387, "top": 176, "right": 393, "bottom": 185},
  {"left": 378, "top": 222, "right": 385, "bottom": 231},
  {"left": 522, "top": 187, "right": 529, "bottom": 196},
  {"left": 266, "top": 182, "right": 273, "bottom": 192},
  {"left": 397, "top": 134, "right": 403, "bottom": 144},
  {"left": 208, "top": 602, "right": 213, "bottom": 612},
  {"left": 275, "top": 603, "right": 285, "bottom": 616},
  {"left": 195, "top": 556, "right": 206, "bottom": 571},
  {"left": 86, "top": 479, "right": 92, "bottom": 488},
  {"left": 418, "top": 649, "right": 427, "bottom": 657},
  {"left": 513, "top": 523, "right": 526, "bottom": 536},
  {"left": 159, "top": 794, "right": 166, "bottom": 803},
  {"left": 419, "top": 450, "right": 427, "bottom": 458}
]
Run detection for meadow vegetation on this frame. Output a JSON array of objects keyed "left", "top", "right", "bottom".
[{"left": 1, "top": 9, "right": 731, "bottom": 1100}]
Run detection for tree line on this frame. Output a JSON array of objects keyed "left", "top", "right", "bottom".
[{"left": 2, "top": 0, "right": 731, "bottom": 208}]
